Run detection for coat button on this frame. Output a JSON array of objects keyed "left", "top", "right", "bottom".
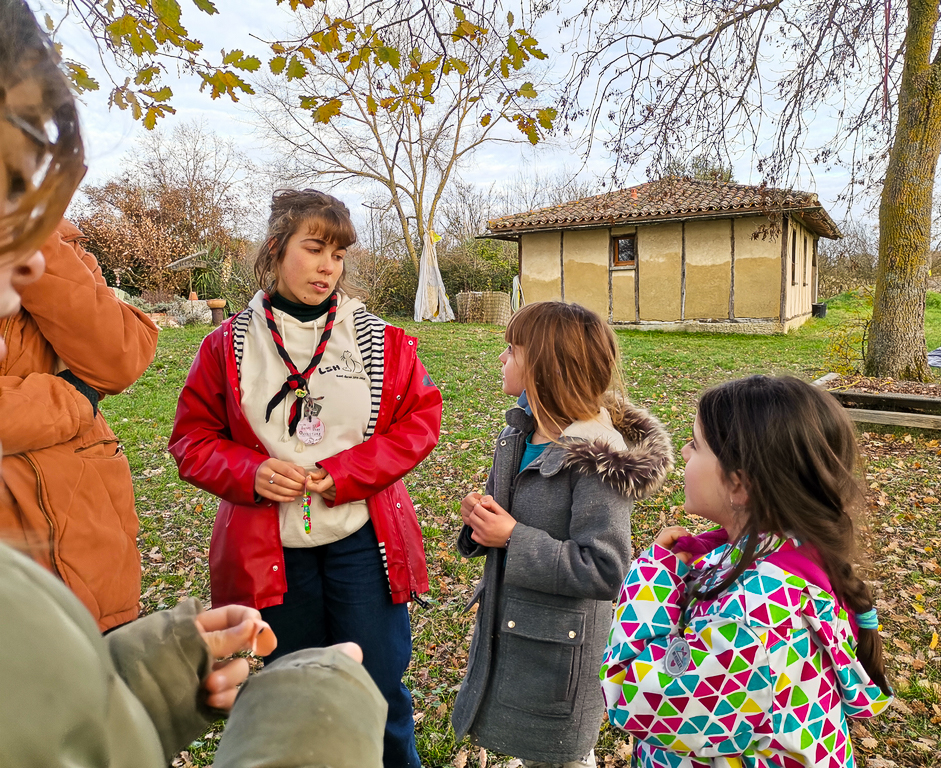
[
  {"left": 507, "top": 620, "right": 515, "bottom": 628},
  {"left": 396, "top": 503, "right": 401, "bottom": 508},
  {"left": 500, "top": 440, "right": 507, "bottom": 446},
  {"left": 272, "top": 565, "right": 279, "bottom": 571},
  {"left": 408, "top": 340, "right": 414, "bottom": 345},
  {"left": 568, "top": 630, "right": 576, "bottom": 638},
  {"left": 396, "top": 395, "right": 401, "bottom": 400}
]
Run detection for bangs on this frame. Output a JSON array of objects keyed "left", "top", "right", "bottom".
[{"left": 303, "top": 212, "right": 357, "bottom": 249}]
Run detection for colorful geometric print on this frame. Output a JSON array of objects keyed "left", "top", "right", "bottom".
[{"left": 600, "top": 536, "right": 892, "bottom": 768}]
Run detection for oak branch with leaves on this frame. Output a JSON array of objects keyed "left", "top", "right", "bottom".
[{"left": 47, "top": 0, "right": 556, "bottom": 142}]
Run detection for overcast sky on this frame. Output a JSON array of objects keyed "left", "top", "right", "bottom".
[{"left": 41, "top": 1, "right": 871, "bottom": 233}]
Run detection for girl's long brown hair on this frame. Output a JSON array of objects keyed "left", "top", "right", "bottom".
[
  {"left": 254, "top": 188, "right": 363, "bottom": 298},
  {"left": 505, "top": 301, "right": 624, "bottom": 434},
  {"left": 0, "top": 0, "right": 86, "bottom": 261},
  {"left": 693, "top": 375, "right": 889, "bottom": 695}
]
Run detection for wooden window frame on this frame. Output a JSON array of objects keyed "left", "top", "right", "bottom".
[{"left": 612, "top": 234, "right": 636, "bottom": 268}]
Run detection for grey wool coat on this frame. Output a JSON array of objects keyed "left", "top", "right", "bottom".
[{"left": 451, "top": 401, "right": 674, "bottom": 763}]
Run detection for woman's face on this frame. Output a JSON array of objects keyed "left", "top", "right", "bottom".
[{"left": 274, "top": 223, "right": 345, "bottom": 305}]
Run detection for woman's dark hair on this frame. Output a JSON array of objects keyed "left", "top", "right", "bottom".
[
  {"left": 0, "top": 0, "right": 86, "bottom": 261},
  {"left": 253, "top": 188, "right": 363, "bottom": 297},
  {"left": 693, "top": 375, "right": 889, "bottom": 695}
]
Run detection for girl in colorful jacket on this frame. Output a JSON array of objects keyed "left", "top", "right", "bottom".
[
  {"left": 169, "top": 189, "right": 442, "bottom": 768},
  {"left": 601, "top": 375, "right": 892, "bottom": 767},
  {"left": 453, "top": 301, "right": 674, "bottom": 767}
]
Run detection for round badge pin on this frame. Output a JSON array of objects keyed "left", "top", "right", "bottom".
[{"left": 664, "top": 635, "right": 691, "bottom": 677}]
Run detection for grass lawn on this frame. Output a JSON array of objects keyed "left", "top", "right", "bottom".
[{"left": 101, "top": 294, "right": 941, "bottom": 767}]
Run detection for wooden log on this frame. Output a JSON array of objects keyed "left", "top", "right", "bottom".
[
  {"left": 842, "top": 408, "right": 941, "bottom": 430},
  {"left": 827, "top": 389, "right": 941, "bottom": 416}
]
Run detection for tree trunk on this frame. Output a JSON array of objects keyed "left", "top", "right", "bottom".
[{"left": 865, "top": 0, "right": 941, "bottom": 380}]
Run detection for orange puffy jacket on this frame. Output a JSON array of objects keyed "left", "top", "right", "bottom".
[{"left": 0, "top": 220, "right": 158, "bottom": 631}]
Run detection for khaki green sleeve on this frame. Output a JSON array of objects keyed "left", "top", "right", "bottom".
[
  {"left": 214, "top": 646, "right": 388, "bottom": 768},
  {"left": 106, "top": 599, "right": 217, "bottom": 763}
]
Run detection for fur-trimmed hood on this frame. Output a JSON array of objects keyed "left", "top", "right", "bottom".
[{"left": 505, "top": 400, "right": 674, "bottom": 501}]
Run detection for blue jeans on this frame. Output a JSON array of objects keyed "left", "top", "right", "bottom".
[{"left": 260, "top": 520, "right": 421, "bottom": 768}]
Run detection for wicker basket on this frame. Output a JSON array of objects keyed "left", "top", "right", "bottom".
[{"left": 456, "top": 291, "right": 511, "bottom": 325}]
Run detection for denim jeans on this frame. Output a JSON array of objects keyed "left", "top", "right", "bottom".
[{"left": 260, "top": 520, "right": 421, "bottom": 768}]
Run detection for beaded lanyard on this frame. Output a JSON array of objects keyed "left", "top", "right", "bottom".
[
  {"left": 302, "top": 488, "right": 312, "bottom": 533},
  {"left": 261, "top": 292, "right": 337, "bottom": 436}
]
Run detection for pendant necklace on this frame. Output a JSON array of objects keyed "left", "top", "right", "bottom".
[
  {"left": 296, "top": 396, "right": 325, "bottom": 445},
  {"left": 261, "top": 292, "right": 337, "bottom": 445}
]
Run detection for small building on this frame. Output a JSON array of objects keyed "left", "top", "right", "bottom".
[{"left": 486, "top": 178, "right": 842, "bottom": 333}]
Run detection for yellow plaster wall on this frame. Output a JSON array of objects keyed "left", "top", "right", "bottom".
[
  {"left": 733, "top": 217, "right": 781, "bottom": 319},
  {"left": 638, "top": 223, "right": 682, "bottom": 321},
  {"left": 520, "top": 231, "right": 562, "bottom": 303},
  {"left": 561, "top": 229, "right": 610, "bottom": 318},
  {"left": 685, "top": 219, "right": 732, "bottom": 319},
  {"left": 783, "top": 217, "right": 814, "bottom": 320},
  {"left": 612, "top": 271, "right": 635, "bottom": 322}
]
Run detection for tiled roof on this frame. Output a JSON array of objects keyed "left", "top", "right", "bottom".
[{"left": 487, "top": 178, "right": 842, "bottom": 239}]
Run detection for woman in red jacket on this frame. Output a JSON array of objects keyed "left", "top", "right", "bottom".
[{"left": 169, "top": 188, "right": 442, "bottom": 768}]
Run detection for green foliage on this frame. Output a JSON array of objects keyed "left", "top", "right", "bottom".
[
  {"left": 821, "top": 290, "right": 872, "bottom": 376},
  {"left": 191, "top": 247, "right": 257, "bottom": 313},
  {"left": 437, "top": 238, "right": 516, "bottom": 296},
  {"left": 351, "top": 239, "right": 516, "bottom": 318},
  {"left": 350, "top": 252, "right": 418, "bottom": 317}
]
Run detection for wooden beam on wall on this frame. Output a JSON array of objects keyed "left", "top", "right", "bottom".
[{"left": 779, "top": 215, "right": 789, "bottom": 323}]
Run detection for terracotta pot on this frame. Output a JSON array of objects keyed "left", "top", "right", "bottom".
[
  {"left": 206, "top": 298, "right": 227, "bottom": 309},
  {"left": 188, "top": 291, "right": 198, "bottom": 301}
]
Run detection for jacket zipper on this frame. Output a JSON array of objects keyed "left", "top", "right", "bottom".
[{"left": 22, "top": 453, "right": 63, "bottom": 579}]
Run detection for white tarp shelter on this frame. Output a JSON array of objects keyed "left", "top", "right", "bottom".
[{"left": 414, "top": 230, "right": 454, "bottom": 322}]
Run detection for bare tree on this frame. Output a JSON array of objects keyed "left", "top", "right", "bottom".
[
  {"left": 253, "top": 0, "right": 555, "bottom": 271},
  {"left": 492, "top": 165, "right": 600, "bottom": 216},
  {"left": 818, "top": 219, "right": 880, "bottom": 298},
  {"left": 555, "top": 0, "right": 941, "bottom": 379},
  {"left": 72, "top": 122, "right": 257, "bottom": 294}
]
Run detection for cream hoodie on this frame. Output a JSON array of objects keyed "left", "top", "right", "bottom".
[{"left": 242, "top": 291, "right": 371, "bottom": 547}]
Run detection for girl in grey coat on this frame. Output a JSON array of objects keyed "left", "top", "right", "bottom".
[{"left": 452, "top": 302, "right": 674, "bottom": 767}]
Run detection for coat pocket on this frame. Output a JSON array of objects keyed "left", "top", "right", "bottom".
[{"left": 494, "top": 598, "right": 586, "bottom": 718}]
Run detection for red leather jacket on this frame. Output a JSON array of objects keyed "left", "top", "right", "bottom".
[{"left": 168, "top": 312, "right": 441, "bottom": 609}]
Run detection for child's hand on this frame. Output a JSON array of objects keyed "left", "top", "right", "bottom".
[
  {"left": 307, "top": 467, "right": 336, "bottom": 502},
  {"left": 460, "top": 492, "right": 482, "bottom": 525},
  {"left": 655, "top": 526, "right": 694, "bottom": 564},
  {"left": 195, "top": 605, "right": 278, "bottom": 710},
  {"left": 467, "top": 495, "right": 517, "bottom": 548},
  {"left": 255, "top": 459, "right": 308, "bottom": 503}
]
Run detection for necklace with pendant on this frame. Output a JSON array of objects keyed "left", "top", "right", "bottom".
[{"left": 296, "top": 395, "right": 325, "bottom": 445}]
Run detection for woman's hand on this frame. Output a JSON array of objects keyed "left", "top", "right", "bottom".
[
  {"left": 654, "top": 525, "right": 693, "bottom": 564},
  {"left": 307, "top": 467, "right": 336, "bottom": 502},
  {"left": 254, "top": 458, "right": 308, "bottom": 503},
  {"left": 195, "top": 605, "right": 278, "bottom": 710},
  {"left": 466, "top": 495, "right": 517, "bottom": 548}
]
